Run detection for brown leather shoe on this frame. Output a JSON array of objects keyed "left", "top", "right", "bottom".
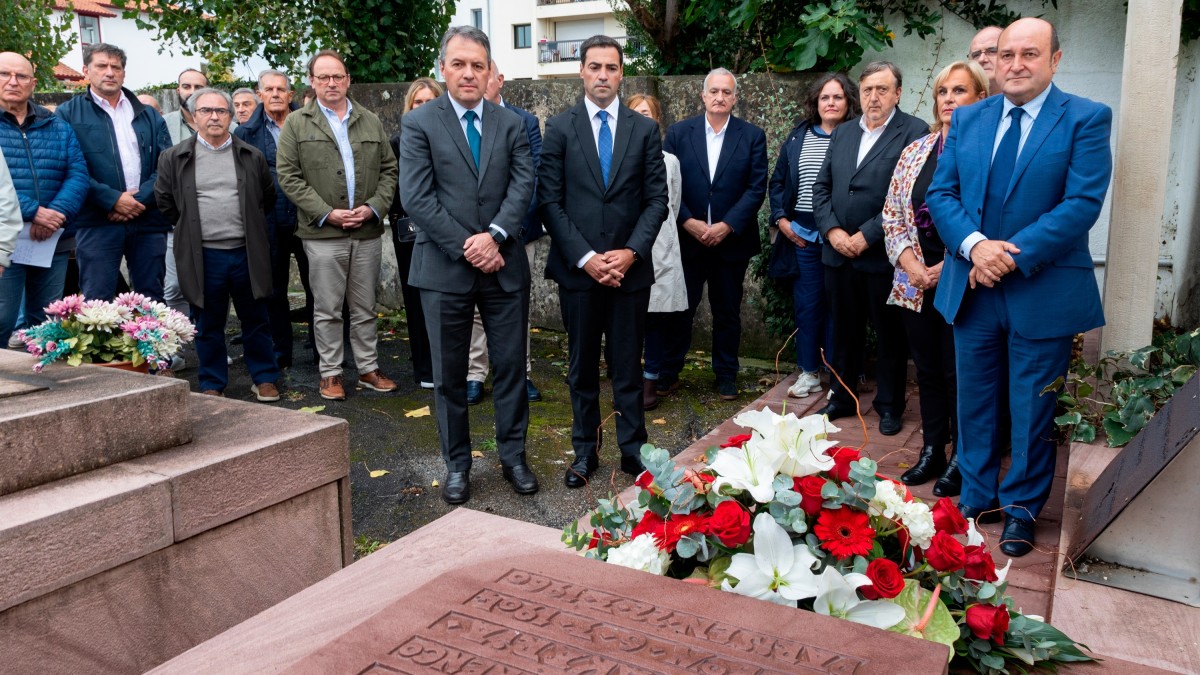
[
  {"left": 200, "top": 389, "right": 223, "bottom": 397},
  {"left": 319, "top": 375, "right": 346, "bottom": 400},
  {"left": 643, "top": 378, "right": 659, "bottom": 411},
  {"left": 252, "top": 382, "right": 281, "bottom": 402},
  {"left": 357, "top": 369, "right": 397, "bottom": 392}
]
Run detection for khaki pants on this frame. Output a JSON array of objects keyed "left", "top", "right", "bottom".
[
  {"left": 467, "top": 241, "right": 536, "bottom": 381},
  {"left": 303, "top": 237, "right": 382, "bottom": 378}
]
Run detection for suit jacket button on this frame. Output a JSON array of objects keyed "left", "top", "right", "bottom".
[{"left": 977, "top": 208, "right": 982, "bottom": 215}]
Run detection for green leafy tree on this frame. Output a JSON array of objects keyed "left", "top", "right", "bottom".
[
  {"left": 0, "top": 0, "right": 77, "bottom": 89},
  {"left": 114, "top": 0, "right": 455, "bottom": 83}
]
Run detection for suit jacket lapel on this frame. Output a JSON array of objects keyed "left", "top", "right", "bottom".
[
  {"left": 689, "top": 119, "right": 710, "bottom": 185},
  {"left": 711, "top": 118, "right": 741, "bottom": 185},
  {"left": 853, "top": 115, "right": 903, "bottom": 177},
  {"left": 436, "top": 97, "right": 478, "bottom": 178},
  {"left": 572, "top": 102, "right": 606, "bottom": 192},
  {"left": 606, "top": 106, "right": 635, "bottom": 190},
  {"left": 477, "top": 100, "right": 501, "bottom": 185},
  {"left": 1006, "top": 86, "right": 1065, "bottom": 201}
]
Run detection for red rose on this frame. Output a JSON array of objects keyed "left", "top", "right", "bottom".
[
  {"left": 793, "top": 475, "right": 828, "bottom": 516},
  {"left": 586, "top": 529, "right": 613, "bottom": 550},
  {"left": 860, "top": 558, "right": 905, "bottom": 599},
  {"left": 721, "top": 433, "right": 752, "bottom": 448},
  {"left": 826, "top": 447, "right": 861, "bottom": 483},
  {"left": 661, "top": 513, "right": 710, "bottom": 552},
  {"left": 931, "top": 497, "right": 968, "bottom": 535},
  {"left": 630, "top": 510, "right": 666, "bottom": 544},
  {"left": 963, "top": 545, "right": 999, "bottom": 582},
  {"left": 965, "top": 603, "right": 1010, "bottom": 644},
  {"left": 923, "top": 531, "right": 966, "bottom": 572},
  {"left": 708, "top": 500, "right": 752, "bottom": 547},
  {"left": 634, "top": 471, "right": 654, "bottom": 490}
]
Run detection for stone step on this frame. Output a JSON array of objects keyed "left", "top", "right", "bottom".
[{"left": 0, "top": 350, "right": 193, "bottom": 497}]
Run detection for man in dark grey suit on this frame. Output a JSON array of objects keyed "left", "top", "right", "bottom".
[
  {"left": 811, "top": 61, "right": 928, "bottom": 436},
  {"left": 539, "top": 35, "right": 669, "bottom": 487},
  {"left": 398, "top": 26, "right": 537, "bottom": 504}
]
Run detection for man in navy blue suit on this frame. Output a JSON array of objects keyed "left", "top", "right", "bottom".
[
  {"left": 662, "top": 69, "right": 767, "bottom": 400},
  {"left": 927, "top": 17, "right": 1112, "bottom": 556}
]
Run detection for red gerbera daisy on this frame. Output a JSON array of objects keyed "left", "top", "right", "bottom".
[
  {"left": 814, "top": 507, "right": 876, "bottom": 559},
  {"left": 661, "top": 513, "right": 711, "bottom": 552}
]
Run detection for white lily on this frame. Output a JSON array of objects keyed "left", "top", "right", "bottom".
[
  {"left": 812, "top": 568, "right": 906, "bottom": 629},
  {"left": 734, "top": 409, "right": 839, "bottom": 478},
  {"left": 722, "top": 513, "right": 821, "bottom": 605},
  {"left": 709, "top": 440, "right": 786, "bottom": 503}
]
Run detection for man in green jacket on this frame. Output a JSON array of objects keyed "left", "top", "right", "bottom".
[{"left": 276, "top": 49, "right": 398, "bottom": 401}]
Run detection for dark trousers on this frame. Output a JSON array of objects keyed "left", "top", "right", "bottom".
[
  {"left": 560, "top": 286, "right": 650, "bottom": 459},
  {"left": 76, "top": 225, "right": 168, "bottom": 301},
  {"left": 792, "top": 241, "right": 832, "bottom": 373},
  {"left": 192, "top": 247, "right": 279, "bottom": 393},
  {"left": 825, "top": 264, "right": 909, "bottom": 415},
  {"left": 955, "top": 284, "right": 1071, "bottom": 519},
  {"left": 660, "top": 249, "right": 749, "bottom": 384},
  {"left": 642, "top": 309, "right": 684, "bottom": 377},
  {"left": 422, "top": 276, "right": 528, "bottom": 472},
  {"left": 902, "top": 286, "right": 956, "bottom": 447},
  {"left": 392, "top": 236, "right": 433, "bottom": 383},
  {"left": 272, "top": 224, "right": 314, "bottom": 348}
]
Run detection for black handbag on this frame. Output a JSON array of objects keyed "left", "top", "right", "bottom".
[{"left": 766, "top": 230, "right": 800, "bottom": 280}]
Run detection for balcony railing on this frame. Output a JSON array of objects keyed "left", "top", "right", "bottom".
[{"left": 538, "top": 36, "right": 643, "bottom": 64}]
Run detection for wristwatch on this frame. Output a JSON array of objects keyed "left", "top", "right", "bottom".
[{"left": 490, "top": 229, "right": 506, "bottom": 245}]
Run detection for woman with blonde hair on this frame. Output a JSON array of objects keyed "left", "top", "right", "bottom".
[
  {"left": 626, "top": 93, "right": 684, "bottom": 411},
  {"left": 389, "top": 77, "right": 444, "bottom": 388},
  {"left": 882, "top": 60, "right": 988, "bottom": 495}
]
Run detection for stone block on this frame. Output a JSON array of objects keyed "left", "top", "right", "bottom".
[
  {"left": 0, "top": 350, "right": 191, "bottom": 496},
  {"left": 0, "top": 464, "right": 173, "bottom": 612},
  {"left": 0, "top": 483, "right": 343, "bottom": 674}
]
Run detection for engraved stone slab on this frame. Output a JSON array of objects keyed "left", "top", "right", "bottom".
[{"left": 290, "top": 552, "right": 949, "bottom": 674}]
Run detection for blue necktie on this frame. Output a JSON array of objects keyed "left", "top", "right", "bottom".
[
  {"left": 982, "top": 107, "right": 1024, "bottom": 238},
  {"left": 464, "top": 110, "right": 480, "bottom": 169},
  {"left": 597, "top": 110, "right": 612, "bottom": 187}
]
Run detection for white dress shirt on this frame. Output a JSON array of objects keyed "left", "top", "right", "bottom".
[
  {"left": 856, "top": 108, "right": 896, "bottom": 167},
  {"left": 318, "top": 99, "right": 356, "bottom": 207},
  {"left": 90, "top": 88, "right": 141, "bottom": 193},
  {"left": 576, "top": 96, "right": 622, "bottom": 268},
  {"left": 449, "top": 95, "right": 509, "bottom": 242}
]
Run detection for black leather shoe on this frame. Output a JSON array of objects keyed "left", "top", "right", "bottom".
[
  {"left": 503, "top": 463, "right": 539, "bottom": 495},
  {"left": 441, "top": 471, "right": 470, "bottom": 504},
  {"left": 879, "top": 412, "right": 902, "bottom": 436},
  {"left": 1000, "top": 515, "right": 1036, "bottom": 557},
  {"left": 466, "top": 380, "right": 484, "bottom": 406},
  {"left": 816, "top": 402, "right": 856, "bottom": 421},
  {"left": 900, "top": 445, "right": 945, "bottom": 485},
  {"left": 932, "top": 453, "right": 962, "bottom": 497},
  {"left": 958, "top": 502, "right": 1003, "bottom": 525},
  {"left": 620, "top": 454, "right": 646, "bottom": 477},
  {"left": 526, "top": 379, "right": 542, "bottom": 402},
  {"left": 564, "top": 455, "right": 598, "bottom": 488}
]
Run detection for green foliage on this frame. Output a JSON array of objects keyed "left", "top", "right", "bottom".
[
  {"left": 1180, "top": 0, "right": 1200, "bottom": 43},
  {"left": 353, "top": 534, "right": 387, "bottom": 559},
  {"left": 0, "top": 0, "right": 77, "bottom": 90},
  {"left": 1049, "top": 326, "right": 1200, "bottom": 447},
  {"left": 113, "top": 0, "right": 455, "bottom": 83}
]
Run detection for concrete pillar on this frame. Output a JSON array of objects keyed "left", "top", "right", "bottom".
[{"left": 1101, "top": 0, "right": 1183, "bottom": 353}]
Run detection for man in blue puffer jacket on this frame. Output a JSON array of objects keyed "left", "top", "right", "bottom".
[
  {"left": 0, "top": 52, "right": 89, "bottom": 343},
  {"left": 56, "top": 43, "right": 173, "bottom": 301}
]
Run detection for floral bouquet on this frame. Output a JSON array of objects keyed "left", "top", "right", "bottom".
[
  {"left": 17, "top": 293, "right": 196, "bottom": 373},
  {"left": 564, "top": 407, "right": 1093, "bottom": 674}
]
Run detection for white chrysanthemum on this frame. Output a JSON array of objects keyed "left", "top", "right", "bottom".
[
  {"left": 74, "top": 303, "right": 124, "bottom": 330},
  {"left": 606, "top": 534, "right": 669, "bottom": 575},
  {"left": 158, "top": 309, "right": 197, "bottom": 343}
]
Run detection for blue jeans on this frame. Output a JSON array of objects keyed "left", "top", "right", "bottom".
[
  {"left": 192, "top": 247, "right": 279, "bottom": 393},
  {"left": 792, "top": 241, "right": 832, "bottom": 373},
  {"left": 75, "top": 225, "right": 168, "bottom": 301},
  {"left": 0, "top": 251, "right": 70, "bottom": 344}
]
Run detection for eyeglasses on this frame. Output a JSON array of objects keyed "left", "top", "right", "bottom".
[
  {"left": 969, "top": 47, "right": 999, "bottom": 60},
  {"left": 195, "top": 107, "right": 231, "bottom": 117},
  {"left": 0, "top": 71, "right": 34, "bottom": 84},
  {"left": 314, "top": 74, "right": 348, "bottom": 84}
]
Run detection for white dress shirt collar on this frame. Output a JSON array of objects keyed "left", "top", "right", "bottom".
[
  {"left": 1001, "top": 82, "right": 1053, "bottom": 122},
  {"left": 449, "top": 95, "right": 484, "bottom": 123},
  {"left": 583, "top": 95, "right": 619, "bottom": 149}
]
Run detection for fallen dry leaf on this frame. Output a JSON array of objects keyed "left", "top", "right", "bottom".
[
  {"left": 652, "top": 418, "right": 667, "bottom": 425},
  {"left": 369, "top": 469, "right": 390, "bottom": 478},
  {"left": 405, "top": 406, "right": 431, "bottom": 418},
  {"left": 431, "top": 479, "right": 440, "bottom": 487},
  {"left": 297, "top": 405, "right": 326, "bottom": 414},
  {"left": 471, "top": 450, "right": 484, "bottom": 458}
]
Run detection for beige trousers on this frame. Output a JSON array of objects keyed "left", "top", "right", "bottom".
[{"left": 303, "top": 237, "right": 382, "bottom": 378}]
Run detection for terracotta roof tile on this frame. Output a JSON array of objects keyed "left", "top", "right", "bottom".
[
  {"left": 53, "top": 62, "right": 86, "bottom": 82},
  {"left": 54, "top": 1, "right": 118, "bottom": 18}
]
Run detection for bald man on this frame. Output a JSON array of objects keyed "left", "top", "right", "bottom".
[{"left": 969, "top": 26, "right": 1004, "bottom": 96}]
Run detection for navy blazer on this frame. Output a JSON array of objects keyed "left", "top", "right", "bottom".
[
  {"left": 506, "top": 103, "right": 545, "bottom": 245},
  {"left": 663, "top": 114, "right": 767, "bottom": 262},
  {"left": 768, "top": 119, "right": 817, "bottom": 223},
  {"left": 927, "top": 84, "right": 1112, "bottom": 339}
]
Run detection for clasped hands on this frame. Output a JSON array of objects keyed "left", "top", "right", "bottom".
[
  {"left": 326, "top": 205, "right": 376, "bottom": 230},
  {"left": 897, "top": 248, "right": 943, "bottom": 291},
  {"left": 968, "top": 239, "right": 1021, "bottom": 288},
  {"left": 682, "top": 218, "right": 732, "bottom": 247},
  {"left": 825, "top": 227, "right": 868, "bottom": 258},
  {"left": 31, "top": 206, "right": 67, "bottom": 241},
  {"left": 584, "top": 249, "right": 635, "bottom": 288},
  {"left": 107, "top": 191, "right": 145, "bottom": 223},
  {"left": 464, "top": 232, "right": 505, "bottom": 274}
]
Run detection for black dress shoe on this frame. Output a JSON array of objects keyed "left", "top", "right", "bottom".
[
  {"left": 525, "top": 379, "right": 542, "bottom": 402},
  {"left": 620, "top": 454, "right": 646, "bottom": 477},
  {"left": 466, "top": 380, "right": 484, "bottom": 406},
  {"left": 879, "top": 412, "right": 902, "bottom": 436},
  {"left": 441, "top": 471, "right": 470, "bottom": 504},
  {"left": 502, "top": 463, "right": 540, "bottom": 495},
  {"left": 931, "top": 453, "right": 961, "bottom": 497},
  {"left": 958, "top": 502, "right": 1003, "bottom": 525},
  {"left": 816, "top": 402, "right": 856, "bottom": 421},
  {"left": 1000, "top": 515, "right": 1036, "bottom": 557},
  {"left": 900, "top": 445, "right": 946, "bottom": 485},
  {"left": 564, "top": 455, "right": 598, "bottom": 489}
]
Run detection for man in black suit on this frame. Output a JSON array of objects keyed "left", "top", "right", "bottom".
[
  {"left": 539, "top": 34, "right": 668, "bottom": 487},
  {"left": 662, "top": 69, "right": 767, "bottom": 400},
  {"left": 811, "top": 61, "right": 928, "bottom": 435},
  {"left": 399, "top": 26, "right": 537, "bottom": 504}
]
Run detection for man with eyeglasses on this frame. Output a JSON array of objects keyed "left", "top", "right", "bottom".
[
  {"left": 276, "top": 49, "right": 398, "bottom": 401},
  {"left": 0, "top": 52, "right": 89, "bottom": 347},
  {"left": 969, "top": 26, "right": 1004, "bottom": 96},
  {"left": 156, "top": 88, "right": 281, "bottom": 401},
  {"left": 57, "top": 43, "right": 173, "bottom": 302}
]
